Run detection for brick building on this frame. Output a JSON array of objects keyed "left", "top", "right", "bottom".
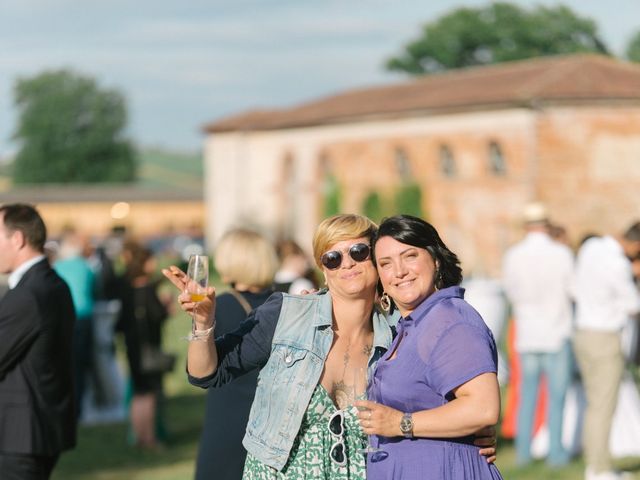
[{"left": 203, "top": 54, "right": 640, "bottom": 276}]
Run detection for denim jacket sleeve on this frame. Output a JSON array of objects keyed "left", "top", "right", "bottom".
[{"left": 188, "top": 291, "right": 283, "bottom": 388}]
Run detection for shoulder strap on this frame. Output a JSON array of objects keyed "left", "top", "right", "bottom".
[{"left": 228, "top": 289, "right": 252, "bottom": 315}]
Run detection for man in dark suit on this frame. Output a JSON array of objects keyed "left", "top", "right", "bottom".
[{"left": 0, "top": 204, "right": 77, "bottom": 479}]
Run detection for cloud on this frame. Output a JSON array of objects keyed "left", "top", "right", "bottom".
[
  {"left": 121, "top": 15, "right": 401, "bottom": 46},
  {"left": 1, "top": 0, "right": 639, "bottom": 154}
]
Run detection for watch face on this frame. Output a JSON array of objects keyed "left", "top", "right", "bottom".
[{"left": 400, "top": 415, "right": 413, "bottom": 433}]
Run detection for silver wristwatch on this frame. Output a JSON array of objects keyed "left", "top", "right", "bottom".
[{"left": 400, "top": 412, "right": 414, "bottom": 438}]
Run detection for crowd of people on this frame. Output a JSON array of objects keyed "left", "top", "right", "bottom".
[
  {"left": 1, "top": 201, "right": 639, "bottom": 480},
  {"left": 49, "top": 230, "right": 176, "bottom": 448},
  {"left": 502, "top": 203, "right": 640, "bottom": 480}
]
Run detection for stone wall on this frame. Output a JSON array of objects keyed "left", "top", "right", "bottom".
[{"left": 205, "top": 104, "right": 640, "bottom": 277}]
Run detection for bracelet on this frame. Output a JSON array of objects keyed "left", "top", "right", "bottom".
[{"left": 190, "top": 323, "right": 215, "bottom": 341}]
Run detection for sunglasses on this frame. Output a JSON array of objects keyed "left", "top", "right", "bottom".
[
  {"left": 321, "top": 243, "right": 371, "bottom": 270},
  {"left": 328, "top": 409, "right": 346, "bottom": 466}
]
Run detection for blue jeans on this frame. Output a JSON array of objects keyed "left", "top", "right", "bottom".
[{"left": 515, "top": 341, "right": 572, "bottom": 466}]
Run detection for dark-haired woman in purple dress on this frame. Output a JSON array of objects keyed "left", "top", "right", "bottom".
[{"left": 356, "top": 215, "right": 503, "bottom": 479}]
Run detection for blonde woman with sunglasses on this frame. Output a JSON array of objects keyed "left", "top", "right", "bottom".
[{"left": 163, "top": 214, "right": 495, "bottom": 479}]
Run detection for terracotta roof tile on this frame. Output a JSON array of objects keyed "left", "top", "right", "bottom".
[{"left": 204, "top": 54, "right": 640, "bottom": 133}]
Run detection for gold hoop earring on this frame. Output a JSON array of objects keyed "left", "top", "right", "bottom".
[{"left": 380, "top": 292, "right": 391, "bottom": 312}]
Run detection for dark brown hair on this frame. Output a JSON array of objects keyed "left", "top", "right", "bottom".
[
  {"left": 373, "top": 214, "right": 462, "bottom": 289},
  {"left": 0, "top": 203, "right": 47, "bottom": 252}
]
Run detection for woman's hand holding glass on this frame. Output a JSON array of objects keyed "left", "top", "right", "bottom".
[
  {"left": 354, "top": 399, "right": 498, "bottom": 463},
  {"left": 186, "top": 254, "right": 209, "bottom": 340},
  {"left": 353, "top": 367, "right": 383, "bottom": 454},
  {"left": 161, "top": 263, "right": 216, "bottom": 335},
  {"left": 355, "top": 398, "right": 404, "bottom": 438}
]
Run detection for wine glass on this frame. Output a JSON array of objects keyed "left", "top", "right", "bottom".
[
  {"left": 186, "top": 254, "right": 209, "bottom": 340},
  {"left": 354, "top": 366, "right": 382, "bottom": 454}
]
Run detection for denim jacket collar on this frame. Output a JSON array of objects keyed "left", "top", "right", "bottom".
[
  {"left": 372, "top": 305, "right": 393, "bottom": 351},
  {"left": 313, "top": 289, "right": 392, "bottom": 350},
  {"left": 312, "top": 289, "right": 334, "bottom": 328}
]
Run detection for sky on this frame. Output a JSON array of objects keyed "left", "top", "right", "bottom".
[{"left": 1, "top": 0, "right": 639, "bottom": 158}]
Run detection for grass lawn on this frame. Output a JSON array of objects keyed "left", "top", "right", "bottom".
[
  {"left": 53, "top": 392, "right": 205, "bottom": 480},
  {"left": 53, "top": 308, "right": 640, "bottom": 479}
]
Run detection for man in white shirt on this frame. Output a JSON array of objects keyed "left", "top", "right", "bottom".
[
  {"left": 502, "top": 203, "right": 574, "bottom": 467},
  {"left": 574, "top": 222, "right": 640, "bottom": 480}
]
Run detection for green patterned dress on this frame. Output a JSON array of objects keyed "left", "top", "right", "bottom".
[{"left": 243, "top": 384, "right": 367, "bottom": 479}]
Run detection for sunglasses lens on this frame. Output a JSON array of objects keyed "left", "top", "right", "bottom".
[
  {"left": 322, "top": 243, "right": 370, "bottom": 270},
  {"left": 350, "top": 243, "right": 370, "bottom": 262},
  {"left": 330, "top": 442, "right": 345, "bottom": 464},
  {"left": 328, "top": 411, "right": 343, "bottom": 436},
  {"left": 328, "top": 410, "right": 346, "bottom": 466},
  {"left": 321, "top": 251, "right": 343, "bottom": 270}
]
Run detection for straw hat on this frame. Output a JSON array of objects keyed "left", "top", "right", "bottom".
[{"left": 521, "top": 202, "right": 549, "bottom": 224}]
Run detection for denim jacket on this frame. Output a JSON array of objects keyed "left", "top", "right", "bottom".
[{"left": 189, "top": 290, "right": 394, "bottom": 471}]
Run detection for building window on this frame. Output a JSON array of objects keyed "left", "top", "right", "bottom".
[
  {"left": 439, "top": 145, "right": 456, "bottom": 178},
  {"left": 488, "top": 141, "right": 506, "bottom": 176},
  {"left": 394, "top": 147, "right": 412, "bottom": 182}
]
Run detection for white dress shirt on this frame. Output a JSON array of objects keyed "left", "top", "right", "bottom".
[
  {"left": 574, "top": 236, "right": 640, "bottom": 332},
  {"left": 502, "top": 232, "right": 574, "bottom": 352},
  {"left": 8, "top": 254, "right": 46, "bottom": 289}
]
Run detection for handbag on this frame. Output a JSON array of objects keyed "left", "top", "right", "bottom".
[
  {"left": 141, "top": 346, "right": 176, "bottom": 374},
  {"left": 134, "top": 284, "right": 175, "bottom": 374}
]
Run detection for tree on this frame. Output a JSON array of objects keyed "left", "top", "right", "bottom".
[
  {"left": 394, "top": 183, "right": 424, "bottom": 219},
  {"left": 323, "top": 174, "right": 341, "bottom": 217},
  {"left": 362, "top": 190, "right": 385, "bottom": 223},
  {"left": 386, "top": 2, "right": 609, "bottom": 75},
  {"left": 12, "top": 69, "right": 136, "bottom": 183},
  {"left": 627, "top": 30, "right": 640, "bottom": 63}
]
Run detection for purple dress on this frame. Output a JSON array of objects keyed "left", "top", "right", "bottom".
[{"left": 367, "top": 286, "right": 503, "bottom": 479}]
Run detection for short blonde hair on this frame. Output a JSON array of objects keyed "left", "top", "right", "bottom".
[
  {"left": 312, "top": 214, "right": 378, "bottom": 268},
  {"left": 214, "top": 228, "right": 278, "bottom": 288}
]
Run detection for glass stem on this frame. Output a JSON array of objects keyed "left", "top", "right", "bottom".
[{"left": 192, "top": 303, "right": 198, "bottom": 338}]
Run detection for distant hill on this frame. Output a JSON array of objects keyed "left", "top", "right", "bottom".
[
  {"left": 0, "top": 148, "right": 203, "bottom": 192},
  {"left": 0, "top": 161, "right": 11, "bottom": 191},
  {"left": 136, "top": 148, "right": 203, "bottom": 190}
]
